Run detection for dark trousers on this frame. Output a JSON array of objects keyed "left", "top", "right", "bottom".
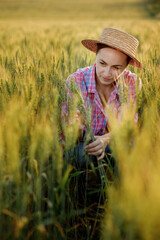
[
  {"left": 73, "top": 141, "right": 115, "bottom": 170},
  {"left": 63, "top": 142, "right": 116, "bottom": 239}
]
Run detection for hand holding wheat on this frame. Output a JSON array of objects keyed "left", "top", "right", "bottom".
[{"left": 84, "top": 133, "right": 111, "bottom": 160}]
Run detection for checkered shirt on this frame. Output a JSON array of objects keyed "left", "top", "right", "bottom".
[{"left": 62, "top": 62, "right": 141, "bottom": 136}]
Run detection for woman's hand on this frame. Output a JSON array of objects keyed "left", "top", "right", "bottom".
[{"left": 84, "top": 133, "right": 111, "bottom": 161}]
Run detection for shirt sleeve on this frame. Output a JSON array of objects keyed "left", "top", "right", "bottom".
[
  {"left": 59, "top": 74, "right": 74, "bottom": 143},
  {"left": 61, "top": 74, "right": 75, "bottom": 121}
]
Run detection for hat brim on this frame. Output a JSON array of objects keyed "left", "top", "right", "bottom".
[{"left": 81, "top": 39, "right": 143, "bottom": 69}]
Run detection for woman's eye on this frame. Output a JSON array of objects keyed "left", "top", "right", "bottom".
[
  {"left": 114, "top": 67, "right": 120, "bottom": 70},
  {"left": 100, "top": 62, "right": 105, "bottom": 65}
]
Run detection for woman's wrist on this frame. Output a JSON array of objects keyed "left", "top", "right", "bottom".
[{"left": 101, "top": 132, "right": 112, "bottom": 147}]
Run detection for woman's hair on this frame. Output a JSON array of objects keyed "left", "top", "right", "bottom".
[{"left": 96, "top": 43, "right": 131, "bottom": 65}]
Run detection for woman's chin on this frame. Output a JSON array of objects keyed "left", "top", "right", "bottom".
[{"left": 101, "top": 79, "right": 114, "bottom": 86}]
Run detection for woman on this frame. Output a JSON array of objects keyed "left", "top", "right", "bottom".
[{"left": 62, "top": 27, "right": 142, "bottom": 167}]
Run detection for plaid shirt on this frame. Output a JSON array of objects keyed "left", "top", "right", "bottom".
[{"left": 62, "top": 62, "right": 141, "bottom": 136}]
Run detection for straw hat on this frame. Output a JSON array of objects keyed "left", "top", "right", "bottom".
[{"left": 81, "top": 27, "right": 142, "bottom": 69}]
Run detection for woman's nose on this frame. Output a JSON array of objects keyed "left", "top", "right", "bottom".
[{"left": 104, "top": 66, "right": 111, "bottom": 77}]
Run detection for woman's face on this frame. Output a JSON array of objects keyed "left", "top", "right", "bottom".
[{"left": 95, "top": 47, "right": 128, "bottom": 86}]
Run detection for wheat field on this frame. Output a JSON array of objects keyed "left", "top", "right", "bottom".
[{"left": 0, "top": 0, "right": 159, "bottom": 239}]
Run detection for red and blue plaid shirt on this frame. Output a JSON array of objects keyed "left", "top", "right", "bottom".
[{"left": 62, "top": 62, "right": 141, "bottom": 136}]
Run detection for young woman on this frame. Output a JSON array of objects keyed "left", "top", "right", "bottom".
[{"left": 62, "top": 27, "right": 142, "bottom": 167}]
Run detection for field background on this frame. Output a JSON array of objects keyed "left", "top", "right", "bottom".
[
  {"left": 0, "top": 0, "right": 151, "bottom": 19},
  {"left": 0, "top": 0, "right": 160, "bottom": 239}
]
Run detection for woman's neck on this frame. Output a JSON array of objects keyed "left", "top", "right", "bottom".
[{"left": 96, "top": 81, "right": 115, "bottom": 104}]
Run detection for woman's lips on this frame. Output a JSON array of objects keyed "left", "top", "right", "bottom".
[{"left": 103, "top": 77, "right": 111, "bottom": 81}]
